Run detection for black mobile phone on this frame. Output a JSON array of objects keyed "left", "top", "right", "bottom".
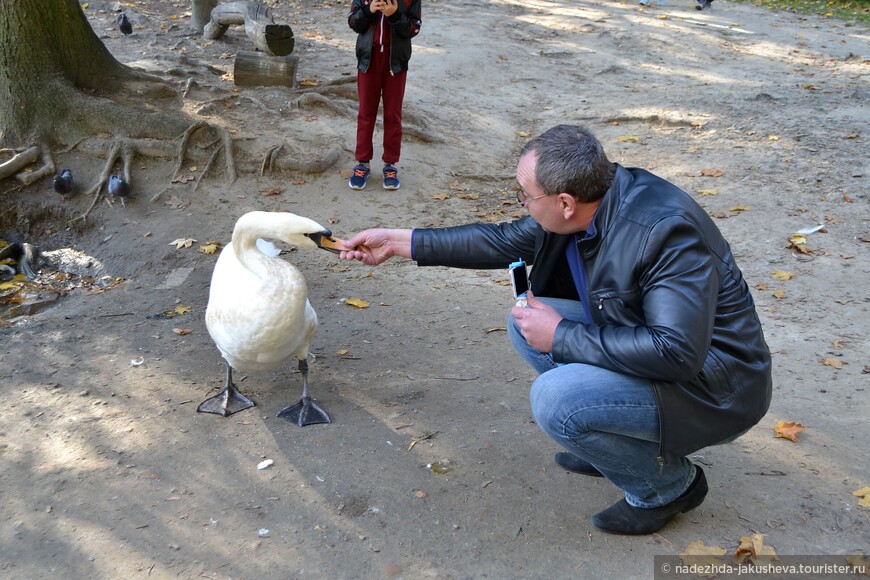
[{"left": 509, "top": 259, "right": 528, "bottom": 298}]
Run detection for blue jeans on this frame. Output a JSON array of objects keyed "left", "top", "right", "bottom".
[{"left": 508, "top": 297, "right": 695, "bottom": 509}]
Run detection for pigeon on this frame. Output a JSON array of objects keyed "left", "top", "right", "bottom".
[
  {"left": 108, "top": 175, "right": 130, "bottom": 207},
  {"left": 118, "top": 13, "right": 132, "bottom": 35},
  {"left": 52, "top": 169, "right": 74, "bottom": 201},
  {"left": 0, "top": 237, "right": 40, "bottom": 281}
]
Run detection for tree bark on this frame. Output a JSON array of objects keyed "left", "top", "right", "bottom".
[
  {"left": 0, "top": 0, "right": 136, "bottom": 146},
  {"left": 191, "top": 0, "right": 219, "bottom": 33}
]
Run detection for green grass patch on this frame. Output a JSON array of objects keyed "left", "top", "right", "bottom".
[{"left": 729, "top": 0, "right": 870, "bottom": 23}]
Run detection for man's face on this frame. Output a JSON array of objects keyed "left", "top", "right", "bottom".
[{"left": 516, "top": 152, "right": 560, "bottom": 233}]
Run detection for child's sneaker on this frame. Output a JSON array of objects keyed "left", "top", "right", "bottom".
[
  {"left": 383, "top": 164, "right": 400, "bottom": 190},
  {"left": 348, "top": 163, "right": 370, "bottom": 190}
]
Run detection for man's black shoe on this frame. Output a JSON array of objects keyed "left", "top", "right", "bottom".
[
  {"left": 554, "top": 452, "right": 604, "bottom": 477},
  {"left": 591, "top": 466, "right": 707, "bottom": 534}
]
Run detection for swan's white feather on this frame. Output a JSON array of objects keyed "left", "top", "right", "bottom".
[{"left": 205, "top": 211, "right": 326, "bottom": 373}]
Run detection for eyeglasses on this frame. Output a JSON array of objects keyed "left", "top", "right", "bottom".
[{"left": 515, "top": 189, "right": 549, "bottom": 207}]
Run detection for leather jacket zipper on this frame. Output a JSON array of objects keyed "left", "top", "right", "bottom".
[{"left": 652, "top": 382, "right": 666, "bottom": 473}]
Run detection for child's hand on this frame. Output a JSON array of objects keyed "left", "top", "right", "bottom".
[{"left": 371, "top": 0, "right": 398, "bottom": 16}]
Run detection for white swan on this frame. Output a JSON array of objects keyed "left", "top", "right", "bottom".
[{"left": 198, "top": 211, "right": 335, "bottom": 426}]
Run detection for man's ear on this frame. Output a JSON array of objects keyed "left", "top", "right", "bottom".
[{"left": 557, "top": 192, "right": 576, "bottom": 220}]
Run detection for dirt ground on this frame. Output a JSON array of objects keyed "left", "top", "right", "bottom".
[{"left": 1, "top": 0, "right": 868, "bottom": 578}]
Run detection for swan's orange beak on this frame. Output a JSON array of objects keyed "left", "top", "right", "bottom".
[{"left": 316, "top": 235, "right": 346, "bottom": 254}]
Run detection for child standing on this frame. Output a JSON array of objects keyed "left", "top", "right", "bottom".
[{"left": 348, "top": 0, "right": 422, "bottom": 190}]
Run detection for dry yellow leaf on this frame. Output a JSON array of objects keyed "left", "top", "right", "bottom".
[
  {"left": 729, "top": 205, "right": 750, "bottom": 213},
  {"left": 768, "top": 135, "right": 780, "bottom": 141},
  {"left": 414, "top": 490, "right": 428, "bottom": 499},
  {"left": 772, "top": 289, "right": 786, "bottom": 299},
  {"left": 336, "top": 349, "right": 349, "bottom": 356},
  {"left": 846, "top": 554, "right": 869, "bottom": 567},
  {"left": 617, "top": 135, "right": 640, "bottom": 142},
  {"left": 774, "top": 420, "right": 805, "bottom": 442},
  {"left": 771, "top": 270, "right": 794, "bottom": 281},
  {"left": 432, "top": 193, "right": 449, "bottom": 200},
  {"left": 199, "top": 243, "right": 220, "bottom": 254},
  {"left": 0, "top": 281, "right": 22, "bottom": 291},
  {"left": 299, "top": 79, "right": 318, "bottom": 87},
  {"left": 681, "top": 539, "right": 727, "bottom": 571},
  {"left": 345, "top": 297, "right": 370, "bottom": 309},
  {"left": 169, "top": 238, "right": 196, "bottom": 249},
  {"left": 733, "top": 533, "right": 777, "bottom": 564},
  {"left": 852, "top": 487, "right": 870, "bottom": 508},
  {"left": 700, "top": 168, "right": 724, "bottom": 177},
  {"left": 788, "top": 234, "right": 806, "bottom": 245},
  {"left": 698, "top": 189, "right": 717, "bottom": 196},
  {"left": 822, "top": 357, "right": 843, "bottom": 369},
  {"left": 175, "top": 305, "right": 192, "bottom": 315},
  {"left": 172, "top": 328, "right": 193, "bottom": 336}
]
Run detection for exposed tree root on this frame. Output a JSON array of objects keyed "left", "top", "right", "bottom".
[
  {"left": 69, "top": 121, "right": 237, "bottom": 222},
  {"left": 260, "top": 142, "right": 345, "bottom": 175}
]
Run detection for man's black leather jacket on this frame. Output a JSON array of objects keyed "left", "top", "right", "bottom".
[
  {"left": 349, "top": 0, "right": 422, "bottom": 74},
  {"left": 413, "top": 164, "right": 772, "bottom": 463}
]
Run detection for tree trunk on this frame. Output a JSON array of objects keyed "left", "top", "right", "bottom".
[
  {"left": 191, "top": 0, "right": 219, "bottom": 33},
  {"left": 0, "top": 0, "right": 135, "bottom": 146}
]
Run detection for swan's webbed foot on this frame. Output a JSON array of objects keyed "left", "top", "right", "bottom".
[
  {"left": 197, "top": 385, "right": 255, "bottom": 416},
  {"left": 277, "top": 396, "right": 331, "bottom": 426}
]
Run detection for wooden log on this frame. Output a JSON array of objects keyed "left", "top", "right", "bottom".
[
  {"left": 0, "top": 146, "right": 40, "bottom": 181},
  {"left": 203, "top": 1, "right": 294, "bottom": 57},
  {"left": 233, "top": 50, "right": 298, "bottom": 88}
]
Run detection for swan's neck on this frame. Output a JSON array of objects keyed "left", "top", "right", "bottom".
[{"left": 232, "top": 225, "right": 273, "bottom": 276}]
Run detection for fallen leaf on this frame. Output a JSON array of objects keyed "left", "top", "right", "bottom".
[
  {"left": 697, "top": 189, "right": 717, "bottom": 196},
  {"left": 414, "top": 490, "right": 428, "bottom": 499},
  {"left": 681, "top": 539, "right": 728, "bottom": 571},
  {"left": 788, "top": 234, "right": 807, "bottom": 246},
  {"left": 199, "top": 243, "right": 220, "bottom": 254},
  {"left": 292, "top": 178, "right": 305, "bottom": 185},
  {"left": 261, "top": 187, "right": 284, "bottom": 196},
  {"left": 336, "top": 349, "right": 349, "bottom": 356},
  {"left": 852, "top": 487, "right": 870, "bottom": 508},
  {"left": 174, "top": 305, "right": 192, "bottom": 315},
  {"left": 617, "top": 135, "right": 640, "bottom": 142},
  {"left": 432, "top": 193, "right": 449, "bottom": 201},
  {"left": 822, "top": 357, "right": 844, "bottom": 370},
  {"left": 767, "top": 135, "right": 780, "bottom": 141},
  {"left": 345, "top": 297, "right": 370, "bottom": 309},
  {"left": 729, "top": 205, "right": 750, "bottom": 213},
  {"left": 733, "top": 533, "right": 778, "bottom": 564},
  {"left": 774, "top": 420, "right": 805, "bottom": 442},
  {"left": 700, "top": 168, "right": 724, "bottom": 177},
  {"left": 299, "top": 79, "right": 318, "bottom": 87},
  {"left": 169, "top": 238, "right": 197, "bottom": 249},
  {"left": 172, "top": 328, "right": 193, "bottom": 336},
  {"left": 755, "top": 283, "right": 769, "bottom": 291},
  {"left": 771, "top": 270, "right": 794, "bottom": 281},
  {"left": 772, "top": 289, "right": 786, "bottom": 299},
  {"left": 846, "top": 554, "right": 869, "bottom": 567}
]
